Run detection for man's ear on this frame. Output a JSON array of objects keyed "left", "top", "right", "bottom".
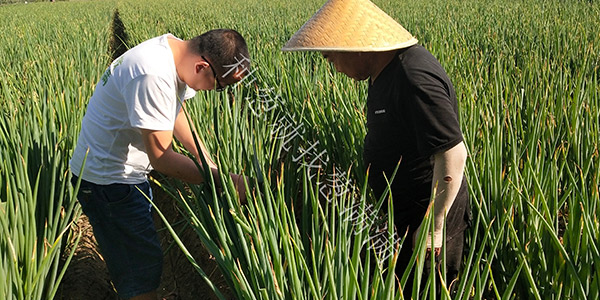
[
  {"left": 231, "top": 67, "right": 248, "bottom": 81},
  {"left": 195, "top": 61, "right": 209, "bottom": 74}
]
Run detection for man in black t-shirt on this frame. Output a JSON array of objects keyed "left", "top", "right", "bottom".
[
  {"left": 283, "top": 0, "right": 471, "bottom": 296},
  {"left": 359, "top": 45, "right": 471, "bottom": 294}
]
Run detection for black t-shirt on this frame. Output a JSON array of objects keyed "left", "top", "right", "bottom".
[{"left": 364, "top": 45, "right": 465, "bottom": 221}]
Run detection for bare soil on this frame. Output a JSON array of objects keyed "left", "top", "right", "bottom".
[{"left": 56, "top": 183, "right": 233, "bottom": 300}]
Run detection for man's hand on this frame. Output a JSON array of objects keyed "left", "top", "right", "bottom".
[
  {"left": 229, "top": 173, "right": 248, "bottom": 204},
  {"left": 412, "top": 225, "right": 442, "bottom": 258}
]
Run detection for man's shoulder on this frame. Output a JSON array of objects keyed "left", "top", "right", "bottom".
[
  {"left": 397, "top": 45, "right": 439, "bottom": 70},
  {"left": 395, "top": 45, "right": 449, "bottom": 85},
  {"left": 122, "top": 35, "right": 172, "bottom": 68},
  {"left": 112, "top": 36, "right": 175, "bottom": 86}
]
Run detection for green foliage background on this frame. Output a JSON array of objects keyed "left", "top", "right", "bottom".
[{"left": 0, "top": 0, "right": 599, "bottom": 299}]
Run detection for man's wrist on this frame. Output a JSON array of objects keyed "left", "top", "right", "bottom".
[{"left": 209, "top": 167, "right": 221, "bottom": 187}]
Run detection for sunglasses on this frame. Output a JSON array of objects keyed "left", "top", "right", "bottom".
[{"left": 201, "top": 55, "right": 225, "bottom": 92}]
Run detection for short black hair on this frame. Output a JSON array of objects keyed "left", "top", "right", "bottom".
[{"left": 189, "top": 29, "right": 250, "bottom": 81}]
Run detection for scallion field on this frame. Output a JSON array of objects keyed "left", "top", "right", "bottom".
[{"left": 1, "top": 0, "right": 599, "bottom": 299}]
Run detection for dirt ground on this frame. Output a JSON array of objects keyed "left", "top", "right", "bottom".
[{"left": 55, "top": 183, "right": 234, "bottom": 300}]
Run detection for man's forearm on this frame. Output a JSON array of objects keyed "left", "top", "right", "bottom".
[
  {"left": 429, "top": 141, "right": 468, "bottom": 246},
  {"left": 189, "top": 139, "right": 218, "bottom": 169},
  {"left": 150, "top": 148, "right": 217, "bottom": 185},
  {"left": 173, "top": 112, "right": 218, "bottom": 169}
]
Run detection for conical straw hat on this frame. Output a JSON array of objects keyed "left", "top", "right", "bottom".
[{"left": 282, "top": 0, "right": 418, "bottom": 52}]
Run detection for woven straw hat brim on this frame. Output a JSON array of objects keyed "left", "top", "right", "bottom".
[{"left": 282, "top": 0, "right": 418, "bottom": 52}]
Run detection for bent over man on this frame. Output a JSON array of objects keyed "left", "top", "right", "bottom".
[
  {"left": 70, "top": 29, "right": 249, "bottom": 299},
  {"left": 282, "top": 0, "right": 470, "bottom": 296}
]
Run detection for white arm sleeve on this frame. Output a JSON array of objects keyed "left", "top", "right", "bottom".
[{"left": 426, "top": 141, "right": 468, "bottom": 248}]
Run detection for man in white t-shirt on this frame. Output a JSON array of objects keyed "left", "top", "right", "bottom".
[{"left": 70, "top": 29, "right": 250, "bottom": 300}]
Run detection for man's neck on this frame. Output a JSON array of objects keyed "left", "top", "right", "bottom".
[
  {"left": 370, "top": 50, "right": 397, "bottom": 84},
  {"left": 168, "top": 37, "right": 187, "bottom": 81}
]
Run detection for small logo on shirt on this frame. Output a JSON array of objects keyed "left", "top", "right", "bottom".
[
  {"left": 374, "top": 109, "right": 386, "bottom": 115},
  {"left": 100, "top": 57, "right": 123, "bottom": 86}
]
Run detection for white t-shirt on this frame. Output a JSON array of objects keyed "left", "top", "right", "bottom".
[{"left": 70, "top": 34, "right": 196, "bottom": 184}]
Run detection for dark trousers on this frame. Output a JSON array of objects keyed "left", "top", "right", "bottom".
[{"left": 394, "top": 179, "right": 470, "bottom": 298}]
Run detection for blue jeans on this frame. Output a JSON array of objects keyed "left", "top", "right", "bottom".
[{"left": 71, "top": 176, "right": 163, "bottom": 299}]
